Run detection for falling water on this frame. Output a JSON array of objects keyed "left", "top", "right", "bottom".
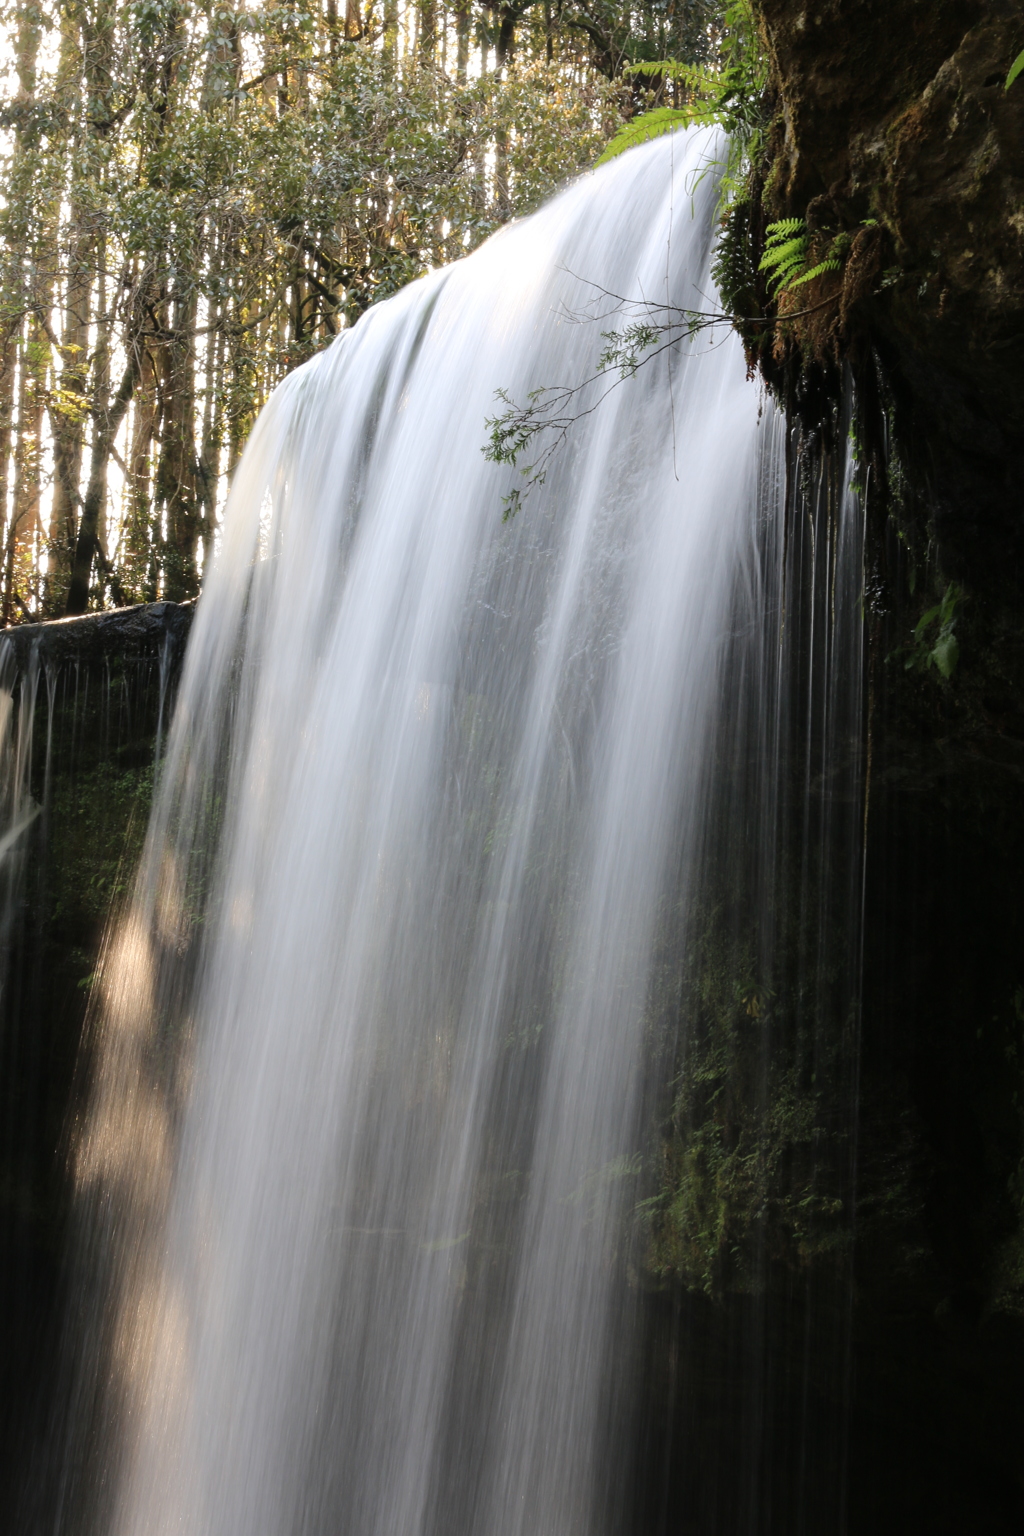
[
  {"left": 0, "top": 608, "right": 196, "bottom": 1524},
  {"left": 0, "top": 640, "right": 44, "bottom": 1328},
  {"left": 55, "top": 130, "right": 865, "bottom": 1536},
  {"left": 0, "top": 641, "right": 41, "bottom": 980}
]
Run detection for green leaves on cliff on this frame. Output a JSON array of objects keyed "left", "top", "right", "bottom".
[
  {"left": 641, "top": 916, "right": 854, "bottom": 1297},
  {"left": 1006, "top": 49, "right": 1024, "bottom": 89},
  {"left": 903, "top": 581, "right": 963, "bottom": 679},
  {"left": 759, "top": 219, "right": 813, "bottom": 293}
]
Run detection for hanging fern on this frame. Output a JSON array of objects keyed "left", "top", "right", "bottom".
[
  {"left": 595, "top": 1, "right": 768, "bottom": 207},
  {"left": 627, "top": 60, "right": 721, "bottom": 89},
  {"left": 710, "top": 196, "right": 759, "bottom": 318},
  {"left": 789, "top": 255, "right": 842, "bottom": 289},
  {"left": 595, "top": 106, "right": 692, "bottom": 165},
  {"left": 758, "top": 219, "right": 810, "bottom": 293},
  {"left": 758, "top": 219, "right": 856, "bottom": 295}
]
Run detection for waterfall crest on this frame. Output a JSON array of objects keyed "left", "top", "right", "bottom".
[{"left": 63, "top": 130, "right": 839, "bottom": 1536}]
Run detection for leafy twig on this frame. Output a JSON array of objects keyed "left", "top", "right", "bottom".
[{"left": 484, "top": 287, "right": 839, "bottom": 517}]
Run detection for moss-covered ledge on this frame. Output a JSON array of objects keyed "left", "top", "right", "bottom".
[{"left": 1, "top": 598, "right": 195, "bottom": 669}]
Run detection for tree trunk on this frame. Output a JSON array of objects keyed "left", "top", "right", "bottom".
[
  {"left": 384, "top": 0, "right": 399, "bottom": 66},
  {"left": 418, "top": 0, "right": 436, "bottom": 63},
  {"left": 456, "top": 0, "right": 471, "bottom": 79},
  {"left": 123, "top": 339, "right": 160, "bottom": 601},
  {"left": 65, "top": 357, "right": 139, "bottom": 615},
  {"left": 7, "top": 314, "right": 47, "bottom": 618},
  {"left": 154, "top": 284, "right": 201, "bottom": 603}
]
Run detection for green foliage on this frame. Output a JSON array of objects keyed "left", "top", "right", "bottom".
[
  {"left": 1006, "top": 48, "right": 1024, "bottom": 89},
  {"left": 0, "top": 0, "right": 640, "bottom": 617},
  {"left": 49, "top": 759, "right": 155, "bottom": 926},
  {"left": 594, "top": 104, "right": 690, "bottom": 165},
  {"left": 758, "top": 217, "right": 811, "bottom": 293},
  {"left": 484, "top": 300, "right": 729, "bottom": 515},
  {"left": 639, "top": 900, "right": 854, "bottom": 1297},
  {"left": 595, "top": 1, "right": 767, "bottom": 206},
  {"left": 597, "top": 321, "right": 667, "bottom": 377},
  {"left": 758, "top": 215, "right": 879, "bottom": 298},
  {"left": 903, "top": 581, "right": 963, "bottom": 679},
  {"left": 709, "top": 193, "right": 760, "bottom": 324},
  {"left": 758, "top": 216, "right": 848, "bottom": 295}
]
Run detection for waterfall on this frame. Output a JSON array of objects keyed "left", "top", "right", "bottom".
[
  {"left": 0, "top": 641, "right": 42, "bottom": 979},
  {"left": 57, "top": 129, "right": 865, "bottom": 1536}
]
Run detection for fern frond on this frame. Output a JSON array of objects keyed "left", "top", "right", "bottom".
[
  {"left": 627, "top": 59, "right": 717, "bottom": 92},
  {"left": 789, "top": 257, "right": 841, "bottom": 288},
  {"left": 595, "top": 107, "right": 690, "bottom": 166},
  {"left": 763, "top": 217, "right": 806, "bottom": 241},
  {"left": 757, "top": 219, "right": 812, "bottom": 293},
  {"left": 759, "top": 237, "right": 808, "bottom": 273}
]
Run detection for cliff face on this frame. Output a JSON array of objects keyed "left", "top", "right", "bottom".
[
  {"left": 632, "top": 10, "right": 1024, "bottom": 1530},
  {"left": 0, "top": 605, "right": 192, "bottom": 1529},
  {"left": 758, "top": 0, "right": 1024, "bottom": 590}
]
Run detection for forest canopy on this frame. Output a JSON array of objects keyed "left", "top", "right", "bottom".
[{"left": 0, "top": 0, "right": 725, "bottom": 620}]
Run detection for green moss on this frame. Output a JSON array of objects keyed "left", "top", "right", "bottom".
[
  {"left": 47, "top": 759, "right": 154, "bottom": 937},
  {"left": 641, "top": 894, "right": 857, "bottom": 1299}
]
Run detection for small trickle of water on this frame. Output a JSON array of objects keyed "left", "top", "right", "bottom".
[
  {"left": 0, "top": 641, "right": 41, "bottom": 997},
  {"left": 66, "top": 131, "right": 806, "bottom": 1536}
]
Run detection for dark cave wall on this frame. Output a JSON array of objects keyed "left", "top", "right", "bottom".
[
  {"left": 746, "top": 0, "right": 1024, "bottom": 1356},
  {"left": 634, "top": 471, "right": 1024, "bottom": 1536},
  {"left": 756, "top": 0, "right": 1024, "bottom": 592},
  {"left": 0, "top": 603, "right": 192, "bottom": 1527},
  {"left": 638, "top": 5, "right": 1024, "bottom": 1503}
]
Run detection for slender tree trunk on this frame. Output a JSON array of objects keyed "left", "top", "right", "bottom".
[
  {"left": 473, "top": 37, "right": 490, "bottom": 211},
  {"left": 49, "top": 189, "right": 92, "bottom": 611},
  {"left": 198, "top": 317, "right": 224, "bottom": 576},
  {"left": 384, "top": 0, "right": 399, "bottom": 66},
  {"left": 326, "top": 0, "right": 341, "bottom": 56},
  {"left": 456, "top": 0, "right": 471, "bottom": 79},
  {"left": 1, "top": 0, "right": 44, "bottom": 622},
  {"left": 492, "top": 7, "right": 522, "bottom": 214},
  {"left": 418, "top": 0, "right": 436, "bottom": 63},
  {"left": 9, "top": 315, "right": 47, "bottom": 615},
  {"left": 65, "top": 356, "right": 140, "bottom": 614},
  {"left": 123, "top": 341, "right": 160, "bottom": 601},
  {"left": 0, "top": 334, "right": 16, "bottom": 622},
  {"left": 154, "top": 284, "right": 201, "bottom": 602},
  {"left": 200, "top": 3, "right": 242, "bottom": 107}
]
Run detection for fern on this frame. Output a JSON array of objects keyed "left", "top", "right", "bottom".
[
  {"left": 759, "top": 220, "right": 810, "bottom": 293},
  {"left": 595, "top": 107, "right": 692, "bottom": 166},
  {"left": 596, "top": 1, "right": 768, "bottom": 208},
  {"left": 710, "top": 197, "right": 758, "bottom": 316},
  {"left": 627, "top": 60, "right": 719, "bottom": 90},
  {"left": 789, "top": 257, "right": 841, "bottom": 288},
  {"left": 758, "top": 220, "right": 856, "bottom": 295}
]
